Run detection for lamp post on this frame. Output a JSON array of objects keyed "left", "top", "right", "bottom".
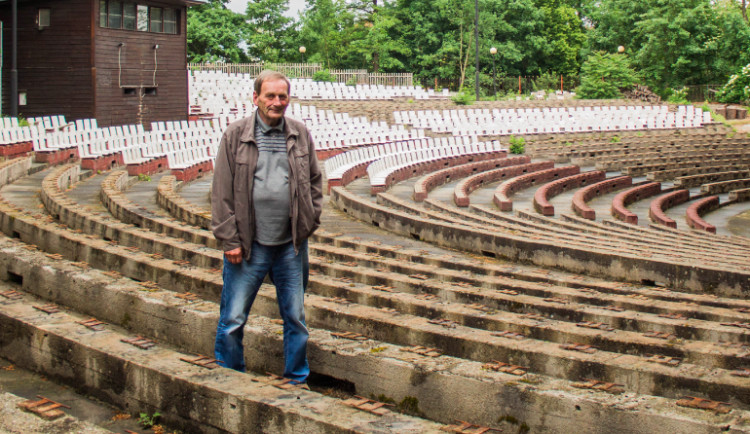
[
  {"left": 474, "top": 0, "right": 479, "bottom": 101},
  {"left": 490, "top": 47, "right": 497, "bottom": 100},
  {"left": 617, "top": 45, "right": 625, "bottom": 53},
  {"left": 299, "top": 46, "right": 306, "bottom": 63}
]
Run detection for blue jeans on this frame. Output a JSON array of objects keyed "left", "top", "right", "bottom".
[{"left": 214, "top": 240, "right": 310, "bottom": 383}]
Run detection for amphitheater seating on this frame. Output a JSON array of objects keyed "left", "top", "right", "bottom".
[
  {"left": 648, "top": 189, "right": 690, "bottom": 228},
  {"left": 494, "top": 165, "right": 579, "bottom": 211},
  {"left": 453, "top": 160, "right": 550, "bottom": 207},
  {"left": 686, "top": 196, "right": 719, "bottom": 233},
  {"left": 532, "top": 170, "right": 606, "bottom": 216},
  {"left": 572, "top": 176, "right": 632, "bottom": 220},
  {"left": 414, "top": 157, "right": 528, "bottom": 202},
  {"left": 611, "top": 182, "right": 662, "bottom": 224}
]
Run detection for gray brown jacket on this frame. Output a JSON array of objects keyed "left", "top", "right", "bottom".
[{"left": 211, "top": 113, "right": 323, "bottom": 259}]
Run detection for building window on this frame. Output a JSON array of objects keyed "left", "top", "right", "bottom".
[
  {"left": 37, "top": 8, "right": 51, "bottom": 29},
  {"left": 123, "top": 3, "right": 136, "bottom": 30},
  {"left": 150, "top": 7, "right": 162, "bottom": 33},
  {"left": 137, "top": 5, "right": 148, "bottom": 31},
  {"left": 99, "top": 2, "right": 178, "bottom": 34},
  {"left": 164, "top": 9, "right": 176, "bottom": 34}
]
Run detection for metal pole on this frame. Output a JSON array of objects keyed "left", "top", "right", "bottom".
[
  {"left": 10, "top": 0, "right": 18, "bottom": 116},
  {"left": 474, "top": 0, "right": 479, "bottom": 101},
  {"left": 492, "top": 55, "right": 496, "bottom": 99}
]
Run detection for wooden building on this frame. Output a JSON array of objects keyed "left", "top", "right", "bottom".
[{"left": 0, "top": 0, "right": 205, "bottom": 126}]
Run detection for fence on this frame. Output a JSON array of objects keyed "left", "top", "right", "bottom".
[
  {"left": 434, "top": 75, "right": 581, "bottom": 96},
  {"left": 684, "top": 84, "right": 722, "bottom": 103},
  {"left": 188, "top": 63, "right": 413, "bottom": 86}
]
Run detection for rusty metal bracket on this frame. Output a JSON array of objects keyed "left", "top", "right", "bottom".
[
  {"left": 467, "top": 303, "right": 494, "bottom": 313},
  {"left": 676, "top": 396, "right": 731, "bottom": 414},
  {"left": 372, "top": 285, "right": 395, "bottom": 292},
  {"left": 417, "top": 293, "right": 439, "bottom": 301},
  {"left": 498, "top": 289, "right": 519, "bottom": 296},
  {"left": 646, "top": 354, "right": 681, "bottom": 366},
  {"left": 442, "top": 420, "right": 500, "bottom": 433},
  {"left": 175, "top": 292, "right": 200, "bottom": 302},
  {"left": 732, "top": 368, "right": 750, "bottom": 377},
  {"left": 492, "top": 331, "right": 526, "bottom": 340},
  {"left": 342, "top": 396, "right": 393, "bottom": 416},
  {"left": 148, "top": 253, "right": 164, "bottom": 260},
  {"left": 644, "top": 331, "right": 677, "bottom": 340},
  {"left": 659, "top": 313, "right": 687, "bottom": 320},
  {"left": 334, "top": 276, "right": 353, "bottom": 283},
  {"left": 33, "top": 304, "right": 60, "bottom": 314},
  {"left": 325, "top": 297, "right": 352, "bottom": 305},
  {"left": 70, "top": 261, "right": 89, "bottom": 269},
  {"left": 103, "top": 270, "right": 122, "bottom": 279},
  {"left": 123, "top": 246, "right": 140, "bottom": 252},
  {"left": 341, "top": 261, "right": 358, "bottom": 267},
  {"left": 721, "top": 321, "right": 750, "bottom": 330},
  {"left": 482, "top": 360, "right": 527, "bottom": 376},
  {"left": 600, "top": 305, "right": 624, "bottom": 312},
  {"left": 0, "top": 289, "right": 23, "bottom": 300},
  {"left": 379, "top": 307, "right": 399, "bottom": 315},
  {"left": 560, "top": 343, "right": 597, "bottom": 354},
  {"left": 522, "top": 313, "right": 547, "bottom": 321},
  {"left": 576, "top": 321, "right": 615, "bottom": 332},
  {"left": 252, "top": 373, "right": 309, "bottom": 390},
  {"left": 121, "top": 336, "right": 156, "bottom": 350},
  {"left": 45, "top": 253, "right": 63, "bottom": 260},
  {"left": 428, "top": 318, "right": 458, "bottom": 328},
  {"left": 77, "top": 318, "right": 106, "bottom": 331},
  {"left": 409, "top": 274, "right": 429, "bottom": 280},
  {"left": 180, "top": 354, "right": 221, "bottom": 369},
  {"left": 17, "top": 396, "right": 70, "bottom": 420},
  {"left": 331, "top": 331, "right": 367, "bottom": 341},
  {"left": 173, "top": 259, "right": 192, "bottom": 268},
  {"left": 402, "top": 345, "right": 443, "bottom": 357},
  {"left": 138, "top": 281, "right": 160, "bottom": 291},
  {"left": 735, "top": 307, "right": 750, "bottom": 314},
  {"left": 572, "top": 379, "right": 625, "bottom": 394}
]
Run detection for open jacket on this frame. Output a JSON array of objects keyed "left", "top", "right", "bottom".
[{"left": 211, "top": 113, "right": 323, "bottom": 260}]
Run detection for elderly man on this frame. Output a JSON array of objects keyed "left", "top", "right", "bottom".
[{"left": 211, "top": 70, "right": 322, "bottom": 384}]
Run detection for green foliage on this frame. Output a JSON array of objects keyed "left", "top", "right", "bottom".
[
  {"left": 137, "top": 173, "right": 152, "bottom": 182},
  {"left": 451, "top": 90, "right": 474, "bottom": 105},
  {"left": 666, "top": 87, "right": 690, "bottom": 104},
  {"left": 312, "top": 69, "right": 335, "bottom": 82},
  {"left": 345, "top": 76, "right": 358, "bottom": 86},
  {"left": 244, "top": 0, "right": 295, "bottom": 62},
  {"left": 576, "top": 52, "right": 638, "bottom": 99},
  {"left": 509, "top": 135, "right": 525, "bottom": 154},
  {"left": 138, "top": 412, "right": 161, "bottom": 428},
  {"left": 701, "top": 103, "right": 712, "bottom": 112},
  {"left": 187, "top": 1, "right": 251, "bottom": 63},
  {"left": 716, "top": 63, "right": 750, "bottom": 104},
  {"left": 610, "top": 135, "right": 621, "bottom": 143}
]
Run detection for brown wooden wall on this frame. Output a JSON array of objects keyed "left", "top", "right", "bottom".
[
  {"left": 94, "top": 1, "right": 189, "bottom": 127},
  {"left": 0, "top": 0, "right": 95, "bottom": 121},
  {"left": 1, "top": 0, "right": 190, "bottom": 127}
]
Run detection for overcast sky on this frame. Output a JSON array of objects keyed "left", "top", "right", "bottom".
[{"left": 227, "top": 0, "right": 307, "bottom": 18}]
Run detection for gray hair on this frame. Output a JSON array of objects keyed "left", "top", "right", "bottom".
[{"left": 254, "top": 70, "right": 291, "bottom": 95}]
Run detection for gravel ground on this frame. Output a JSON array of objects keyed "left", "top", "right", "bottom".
[{"left": 0, "top": 392, "right": 112, "bottom": 434}]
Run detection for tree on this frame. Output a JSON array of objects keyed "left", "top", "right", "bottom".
[
  {"left": 576, "top": 51, "right": 638, "bottom": 99},
  {"left": 187, "top": 0, "right": 250, "bottom": 63},
  {"left": 245, "top": 0, "right": 293, "bottom": 62},
  {"left": 350, "top": 5, "right": 411, "bottom": 72}
]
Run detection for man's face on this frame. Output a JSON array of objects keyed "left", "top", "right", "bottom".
[{"left": 253, "top": 79, "right": 289, "bottom": 126}]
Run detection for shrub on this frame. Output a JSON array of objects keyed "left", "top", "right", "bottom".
[
  {"left": 451, "top": 90, "right": 474, "bottom": 105},
  {"left": 345, "top": 76, "right": 357, "bottom": 86},
  {"left": 312, "top": 69, "right": 335, "bottom": 82},
  {"left": 576, "top": 51, "right": 638, "bottom": 99},
  {"left": 666, "top": 87, "right": 689, "bottom": 104},
  {"left": 716, "top": 63, "right": 750, "bottom": 104},
  {"left": 509, "top": 135, "right": 525, "bottom": 154}
]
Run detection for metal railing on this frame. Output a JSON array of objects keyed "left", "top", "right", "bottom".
[{"left": 188, "top": 63, "right": 413, "bottom": 86}]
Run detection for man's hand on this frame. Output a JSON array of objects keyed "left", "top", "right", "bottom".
[{"left": 224, "top": 247, "right": 243, "bottom": 264}]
